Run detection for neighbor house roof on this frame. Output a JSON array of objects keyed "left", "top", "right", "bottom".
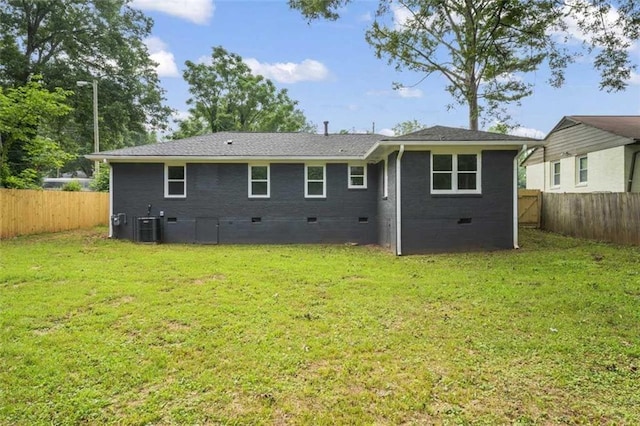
[
  {"left": 551, "top": 116, "right": 640, "bottom": 141},
  {"left": 87, "top": 126, "right": 538, "bottom": 163},
  {"left": 386, "top": 125, "right": 539, "bottom": 142}
]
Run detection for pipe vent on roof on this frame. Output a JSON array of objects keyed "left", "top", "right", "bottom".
[
  {"left": 323, "top": 121, "right": 329, "bottom": 136},
  {"left": 225, "top": 139, "right": 233, "bottom": 145}
]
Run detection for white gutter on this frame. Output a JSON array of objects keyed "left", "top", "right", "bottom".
[
  {"left": 513, "top": 145, "right": 526, "bottom": 249},
  {"left": 108, "top": 163, "right": 113, "bottom": 238},
  {"left": 396, "top": 145, "right": 405, "bottom": 256}
]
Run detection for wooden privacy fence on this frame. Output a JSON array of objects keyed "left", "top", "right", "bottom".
[
  {"left": 0, "top": 189, "right": 109, "bottom": 239},
  {"left": 518, "top": 189, "right": 541, "bottom": 227},
  {"left": 542, "top": 192, "right": 640, "bottom": 245}
]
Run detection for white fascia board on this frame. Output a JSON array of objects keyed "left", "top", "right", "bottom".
[{"left": 85, "top": 155, "right": 368, "bottom": 163}]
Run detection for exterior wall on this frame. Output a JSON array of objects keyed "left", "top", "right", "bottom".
[
  {"left": 526, "top": 163, "right": 545, "bottom": 190},
  {"left": 400, "top": 150, "right": 517, "bottom": 254},
  {"left": 377, "top": 152, "right": 396, "bottom": 252},
  {"left": 111, "top": 162, "right": 378, "bottom": 244},
  {"left": 527, "top": 146, "right": 626, "bottom": 192}
]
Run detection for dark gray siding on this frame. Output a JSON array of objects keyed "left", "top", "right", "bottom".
[
  {"left": 377, "top": 153, "right": 396, "bottom": 252},
  {"left": 111, "top": 162, "right": 378, "bottom": 245},
  {"left": 400, "top": 150, "right": 517, "bottom": 254}
]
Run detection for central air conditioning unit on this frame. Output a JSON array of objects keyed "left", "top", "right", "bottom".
[{"left": 136, "top": 216, "right": 162, "bottom": 243}]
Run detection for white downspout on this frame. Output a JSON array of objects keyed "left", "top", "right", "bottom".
[
  {"left": 513, "top": 145, "right": 526, "bottom": 249},
  {"left": 109, "top": 163, "right": 113, "bottom": 238},
  {"left": 396, "top": 145, "right": 405, "bottom": 255}
]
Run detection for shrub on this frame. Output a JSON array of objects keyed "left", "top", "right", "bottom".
[
  {"left": 90, "top": 165, "right": 110, "bottom": 192},
  {"left": 61, "top": 180, "right": 82, "bottom": 191}
]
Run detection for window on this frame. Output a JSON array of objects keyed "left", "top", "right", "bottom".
[
  {"left": 305, "top": 164, "right": 326, "bottom": 198},
  {"left": 431, "top": 153, "right": 480, "bottom": 194},
  {"left": 551, "top": 161, "right": 561, "bottom": 187},
  {"left": 165, "top": 165, "right": 186, "bottom": 198},
  {"left": 248, "top": 164, "right": 270, "bottom": 198},
  {"left": 348, "top": 164, "right": 367, "bottom": 189},
  {"left": 577, "top": 156, "right": 587, "bottom": 185}
]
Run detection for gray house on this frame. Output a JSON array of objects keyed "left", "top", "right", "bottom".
[{"left": 87, "top": 126, "right": 538, "bottom": 254}]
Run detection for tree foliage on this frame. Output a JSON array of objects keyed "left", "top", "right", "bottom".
[
  {"left": 392, "top": 119, "right": 426, "bottom": 135},
  {"left": 176, "top": 46, "right": 315, "bottom": 138},
  {"left": 0, "top": 77, "right": 73, "bottom": 188},
  {"left": 0, "top": 0, "right": 172, "bottom": 175},
  {"left": 289, "top": 0, "right": 640, "bottom": 130}
]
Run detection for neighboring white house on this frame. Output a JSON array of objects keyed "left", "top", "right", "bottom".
[{"left": 525, "top": 116, "right": 640, "bottom": 193}]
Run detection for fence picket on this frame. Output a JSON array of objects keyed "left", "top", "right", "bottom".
[{"left": 0, "top": 189, "right": 109, "bottom": 239}]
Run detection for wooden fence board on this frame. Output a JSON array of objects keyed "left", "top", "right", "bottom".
[
  {"left": 518, "top": 189, "right": 541, "bottom": 228},
  {"left": 542, "top": 192, "right": 640, "bottom": 245},
  {"left": 0, "top": 189, "right": 109, "bottom": 239}
]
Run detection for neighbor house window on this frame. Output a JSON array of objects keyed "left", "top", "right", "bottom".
[
  {"left": 431, "top": 153, "right": 480, "bottom": 194},
  {"left": 348, "top": 164, "right": 367, "bottom": 189},
  {"left": 165, "top": 164, "right": 186, "bottom": 198},
  {"left": 577, "top": 156, "right": 587, "bottom": 185},
  {"left": 305, "top": 164, "right": 326, "bottom": 198},
  {"left": 551, "top": 161, "right": 561, "bottom": 187},
  {"left": 248, "top": 164, "right": 270, "bottom": 198}
]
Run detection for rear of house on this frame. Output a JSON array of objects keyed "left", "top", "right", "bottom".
[{"left": 88, "top": 127, "right": 537, "bottom": 254}]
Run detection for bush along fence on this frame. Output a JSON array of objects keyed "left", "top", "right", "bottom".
[
  {"left": 0, "top": 189, "right": 109, "bottom": 239},
  {"left": 542, "top": 192, "right": 640, "bottom": 246}
]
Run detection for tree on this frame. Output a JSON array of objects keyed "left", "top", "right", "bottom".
[
  {"left": 0, "top": 77, "right": 73, "bottom": 188},
  {"left": 176, "top": 46, "right": 315, "bottom": 138},
  {"left": 488, "top": 123, "right": 526, "bottom": 187},
  {"left": 289, "top": 0, "right": 640, "bottom": 130},
  {"left": 392, "top": 119, "right": 426, "bottom": 135},
  {"left": 0, "top": 0, "right": 172, "bottom": 175}
]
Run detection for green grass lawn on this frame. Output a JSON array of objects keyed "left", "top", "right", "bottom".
[{"left": 1, "top": 228, "right": 639, "bottom": 424}]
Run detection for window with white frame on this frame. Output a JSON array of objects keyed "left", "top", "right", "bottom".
[
  {"left": 576, "top": 156, "right": 587, "bottom": 185},
  {"left": 551, "top": 161, "right": 561, "bottom": 187},
  {"left": 248, "top": 164, "right": 270, "bottom": 198},
  {"left": 348, "top": 164, "right": 367, "bottom": 189},
  {"left": 305, "top": 164, "right": 326, "bottom": 198},
  {"left": 165, "top": 164, "right": 186, "bottom": 198},
  {"left": 431, "top": 153, "right": 480, "bottom": 194}
]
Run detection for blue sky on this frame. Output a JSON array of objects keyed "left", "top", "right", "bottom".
[{"left": 131, "top": 0, "right": 640, "bottom": 138}]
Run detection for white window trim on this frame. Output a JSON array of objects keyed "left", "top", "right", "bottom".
[
  {"left": 551, "top": 161, "right": 561, "bottom": 188},
  {"left": 305, "top": 164, "right": 326, "bottom": 198},
  {"left": 348, "top": 163, "right": 367, "bottom": 189},
  {"left": 576, "top": 155, "right": 588, "bottom": 186},
  {"left": 248, "top": 164, "right": 270, "bottom": 198},
  {"left": 383, "top": 156, "right": 389, "bottom": 198},
  {"left": 164, "top": 164, "right": 186, "bottom": 198},
  {"left": 430, "top": 152, "right": 482, "bottom": 195}
]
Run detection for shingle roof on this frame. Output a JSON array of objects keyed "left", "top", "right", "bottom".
[
  {"left": 564, "top": 116, "right": 640, "bottom": 140},
  {"left": 387, "top": 125, "right": 538, "bottom": 142},
  {"left": 94, "top": 132, "right": 383, "bottom": 158}
]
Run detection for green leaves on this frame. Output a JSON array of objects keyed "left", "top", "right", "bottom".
[
  {"left": 176, "top": 46, "right": 314, "bottom": 138},
  {"left": 0, "top": 77, "right": 73, "bottom": 188},
  {"left": 289, "top": 0, "right": 640, "bottom": 129}
]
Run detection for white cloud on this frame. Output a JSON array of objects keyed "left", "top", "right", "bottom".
[
  {"left": 359, "top": 12, "right": 372, "bottom": 22},
  {"left": 379, "top": 128, "right": 395, "bottom": 136},
  {"left": 627, "top": 71, "right": 640, "bottom": 85},
  {"left": 244, "top": 58, "right": 330, "bottom": 84},
  {"left": 553, "top": 1, "right": 634, "bottom": 50},
  {"left": 131, "top": 0, "right": 214, "bottom": 25},
  {"left": 397, "top": 87, "right": 423, "bottom": 98},
  {"left": 510, "top": 126, "right": 546, "bottom": 139},
  {"left": 392, "top": 3, "right": 413, "bottom": 29},
  {"left": 145, "top": 37, "right": 179, "bottom": 77},
  {"left": 172, "top": 110, "right": 191, "bottom": 122}
]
